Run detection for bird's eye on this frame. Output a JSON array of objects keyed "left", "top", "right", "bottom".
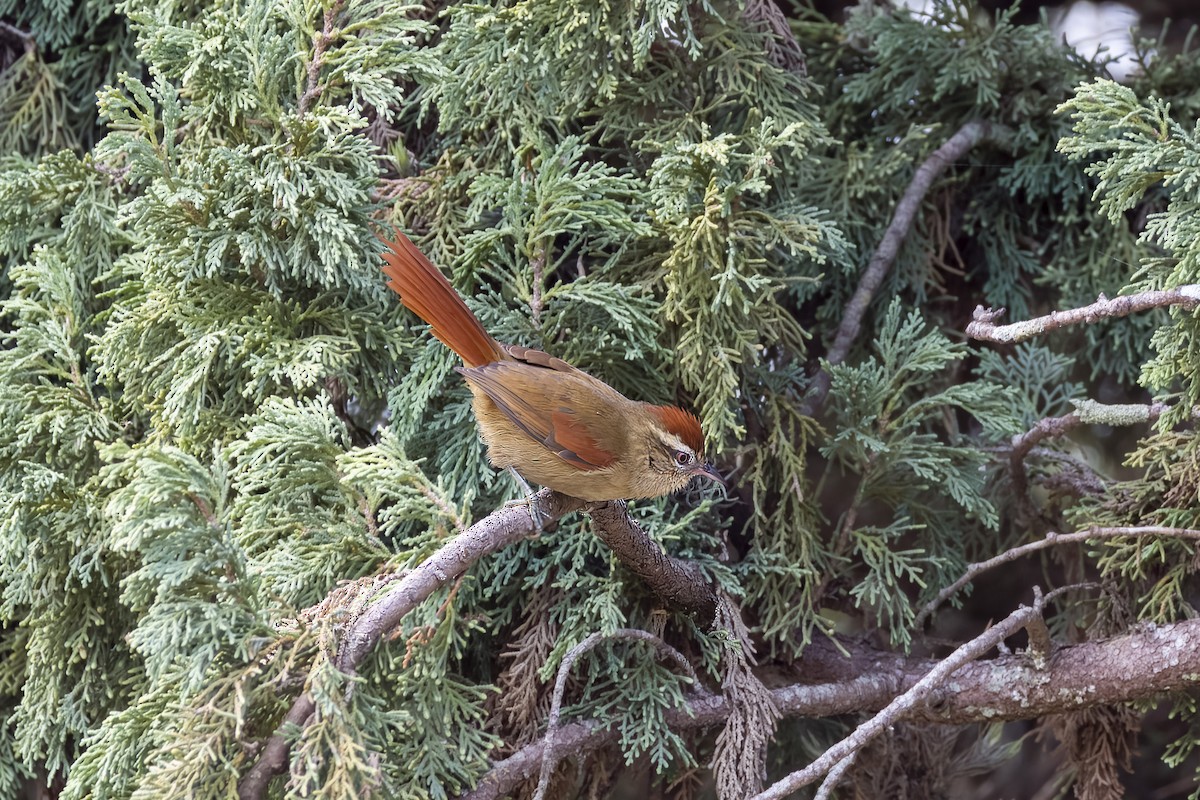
[{"left": 674, "top": 450, "right": 693, "bottom": 466}]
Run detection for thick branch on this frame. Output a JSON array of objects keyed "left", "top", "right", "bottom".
[
  {"left": 966, "top": 286, "right": 1200, "bottom": 343},
  {"left": 335, "top": 490, "right": 583, "bottom": 670},
  {"left": 237, "top": 489, "right": 586, "bottom": 800},
  {"left": 754, "top": 587, "right": 1058, "bottom": 799},
  {"left": 460, "top": 673, "right": 896, "bottom": 800},
  {"left": 458, "top": 616, "right": 1200, "bottom": 799},
  {"left": 806, "top": 120, "right": 1003, "bottom": 414},
  {"left": 584, "top": 500, "right": 719, "bottom": 625}
]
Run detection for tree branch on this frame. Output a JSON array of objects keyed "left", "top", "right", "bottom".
[
  {"left": 336, "top": 490, "right": 585, "bottom": 671},
  {"left": 584, "top": 500, "right": 719, "bottom": 625},
  {"left": 915, "top": 525, "right": 1200, "bottom": 628},
  {"left": 0, "top": 21, "right": 36, "bottom": 51},
  {"left": 298, "top": 1, "right": 343, "bottom": 116},
  {"left": 237, "top": 489, "right": 586, "bottom": 800},
  {"left": 1005, "top": 401, "right": 1169, "bottom": 506},
  {"left": 814, "top": 751, "right": 857, "bottom": 800},
  {"left": 458, "top": 614, "right": 1200, "bottom": 799},
  {"left": 237, "top": 491, "right": 719, "bottom": 798},
  {"left": 1008, "top": 409, "right": 1081, "bottom": 504},
  {"left": 966, "top": 286, "right": 1200, "bottom": 343},
  {"left": 753, "top": 586, "right": 1063, "bottom": 799},
  {"left": 805, "top": 119, "right": 1005, "bottom": 414}
]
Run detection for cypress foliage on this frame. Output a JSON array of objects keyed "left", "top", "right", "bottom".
[{"left": 3, "top": 0, "right": 1200, "bottom": 797}]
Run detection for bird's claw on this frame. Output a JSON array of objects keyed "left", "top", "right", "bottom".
[
  {"left": 504, "top": 494, "right": 547, "bottom": 532},
  {"left": 505, "top": 467, "right": 546, "bottom": 532}
]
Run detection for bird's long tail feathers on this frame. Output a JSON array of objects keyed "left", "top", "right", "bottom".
[{"left": 381, "top": 230, "right": 505, "bottom": 368}]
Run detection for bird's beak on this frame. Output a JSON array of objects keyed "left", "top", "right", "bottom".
[{"left": 694, "top": 462, "right": 726, "bottom": 487}]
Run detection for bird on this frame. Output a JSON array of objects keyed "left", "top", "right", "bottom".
[{"left": 380, "top": 229, "right": 723, "bottom": 502}]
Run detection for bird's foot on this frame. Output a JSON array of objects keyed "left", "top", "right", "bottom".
[{"left": 504, "top": 467, "right": 546, "bottom": 532}]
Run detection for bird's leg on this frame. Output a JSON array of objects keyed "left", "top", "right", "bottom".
[{"left": 503, "top": 466, "right": 546, "bottom": 531}]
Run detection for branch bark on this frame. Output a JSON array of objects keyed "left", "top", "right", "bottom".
[
  {"left": 1007, "top": 401, "right": 1169, "bottom": 508},
  {"left": 753, "top": 587, "right": 1059, "bottom": 799},
  {"left": 458, "top": 615, "right": 1200, "bottom": 800},
  {"left": 237, "top": 491, "right": 721, "bottom": 798},
  {"left": 584, "top": 500, "right": 719, "bottom": 624},
  {"left": 1009, "top": 409, "right": 1081, "bottom": 505}
]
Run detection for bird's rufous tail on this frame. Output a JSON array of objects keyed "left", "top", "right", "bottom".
[{"left": 381, "top": 230, "right": 506, "bottom": 368}]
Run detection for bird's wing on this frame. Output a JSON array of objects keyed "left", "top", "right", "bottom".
[{"left": 456, "top": 361, "right": 620, "bottom": 470}]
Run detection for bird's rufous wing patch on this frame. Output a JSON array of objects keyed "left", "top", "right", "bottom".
[
  {"left": 459, "top": 363, "right": 615, "bottom": 470},
  {"left": 548, "top": 408, "right": 615, "bottom": 469}
]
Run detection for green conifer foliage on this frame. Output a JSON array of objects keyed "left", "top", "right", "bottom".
[
  {"left": 0, "top": 1, "right": 138, "bottom": 157},
  {"left": 4, "top": 0, "right": 1200, "bottom": 797}
]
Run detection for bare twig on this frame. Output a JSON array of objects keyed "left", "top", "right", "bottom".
[
  {"left": 237, "top": 489, "right": 586, "bottom": 800},
  {"left": 805, "top": 119, "right": 1004, "bottom": 414},
  {"left": 458, "top": 615, "right": 1200, "bottom": 800},
  {"left": 752, "top": 587, "right": 1062, "bottom": 800},
  {"left": 1009, "top": 410, "right": 1081, "bottom": 502},
  {"left": 0, "top": 21, "right": 35, "bottom": 51},
  {"left": 814, "top": 751, "right": 858, "bottom": 800},
  {"left": 966, "top": 286, "right": 1200, "bottom": 343},
  {"left": 915, "top": 526, "right": 1200, "bottom": 627},
  {"left": 531, "top": 630, "right": 701, "bottom": 800}
]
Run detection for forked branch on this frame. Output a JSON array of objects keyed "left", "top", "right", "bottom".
[
  {"left": 238, "top": 490, "right": 721, "bottom": 799},
  {"left": 1007, "top": 401, "right": 1167, "bottom": 505},
  {"left": 752, "top": 587, "right": 1065, "bottom": 799},
  {"left": 458, "top": 614, "right": 1200, "bottom": 799}
]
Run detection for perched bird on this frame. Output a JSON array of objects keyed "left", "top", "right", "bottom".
[{"left": 380, "top": 230, "right": 723, "bottom": 502}]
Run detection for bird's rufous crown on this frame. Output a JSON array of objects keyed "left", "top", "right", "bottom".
[{"left": 649, "top": 406, "right": 705, "bottom": 454}]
